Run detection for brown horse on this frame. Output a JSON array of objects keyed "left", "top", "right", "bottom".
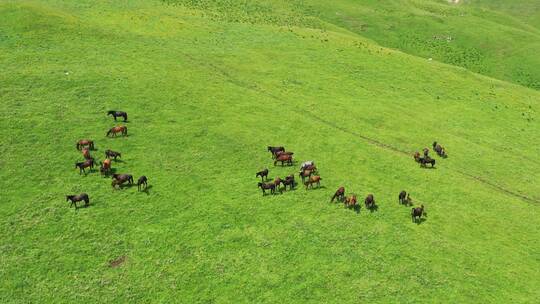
[
  {"left": 344, "top": 194, "right": 358, "bottom": 210},
  {"left": 411, "top": 205, "right": 426, "bottom": 223},
  {"left": 137, "top": 176, "right": 148, "bottom": 191},
  {"left": 267, "top": 146, "right": 285, "bottom": 159},
  {"left": 299, "top": 169, "right": 313, "bottom": 183},
  {"left": 331, "top": 187, "right": 345, "bottom": 203},
  {"left": 413, "top": 151, "right": 421, "bottom": 162},
  {"left": 66, "top": 193, "right": 89, "bottom": 208},
  {"left": 276, "top": 151, "right": 294, "bottom": 158},
  {"left": 105, "top": 149, "right": 121, "bottom": 160},
  {"left": 106, "top": 126, "right": 128, "bottom": 137},
  {"left": 112, "top": 173, "right": 134, "bottom": 188},
  {"left": 75, "top": 159, "right": 94, "bottom": 174},
  {"left": 76, "top": 139, "right": 94, "bottom": 150},
  {"left": 364, "top": 194, "right": 375, "bottom": 209},
  {"left": 423, "top": 147, "right": 429, "bottom": 158},
  {"left": 256, "top": 168, "right": 269, "bottom": 181},
  {"left": 433, "top": 142, "right": 447, "bottom": 158},
  {"left": 273, "top": 177, "right": 284, "bottom": 193},
  {"left": 304, "top": 175, "right": 322, "bottom": 189},
  {"left": 100, "top": 158, "right": 112, "bottom": 176},
  {"left": 258, "top": 182, "right": 276, "bottom": 195},
  {"left": 281, "top": 175, "right": 295, "bottom": 190},
  {"left": 274, "top": 154, "right": 293, "bottom": 166},
  {"left": 82, "top": 148, "right": 92, "bottom": 160}
]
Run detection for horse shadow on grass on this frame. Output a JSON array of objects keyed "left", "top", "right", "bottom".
[
  {"left": 140, "top": 185, "right": 153, "bottom": 195},
  {"left": 413, "top": 217, "right": 428, "bottom": 225}
]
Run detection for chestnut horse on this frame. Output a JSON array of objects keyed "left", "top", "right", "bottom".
[
  {"left": 100, "top": 158, "right": 112, "bottom": 176},
  {"left": 66, "top": 193, "right": 89, "bottom": 208},
  {"left": 331, "top": 187, "right": 345, "bottom": 203},
  {"left": 106, "top": 126, "right": 128, "bottom": 137},
  {"left": 344, "top": 194, "right": 358, "bottom": 210},
  {"left": 304, "top": 175, "right": 322, "bottom": 189},
  {"left": 107, "top": 110, "right": 128, "bottom": 121},
  {"left": 82, "top": 148, "right": 92, "bottom": 160},
  {"left": 274, "top": 154, "right": 293, "bottom": 166},
  {"left": 76, "top": 139, "right": 94, "bottom": 150},
  {"left": 75, "top": 159, "right": 94, "bottom": 174},
  {"left": 299, "top": 169, "right": 313, "bottom": 183}
]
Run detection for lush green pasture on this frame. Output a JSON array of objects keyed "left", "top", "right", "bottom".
[{"left": 0, "top": 0, "right": 539, "bottom": 303}]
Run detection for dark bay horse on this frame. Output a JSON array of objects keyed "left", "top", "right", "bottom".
[
  {"left": 281, "top": 175, "right": 295, "bottom": 190},
  {"left": 107, "top": 126, "right": 128, "bottom": 137},
  {"left": 267, "top": 146, "right": 285, "bottom": 159},
  {"left": 274, "top": 154, "right": 293, "bottom": 166},
  {"left": 258, "top": 182, "right": 275, "bottom": 195},
  {"left": 411, "top": 205, "right": 426, "bottom": 223},
  {"left": 399, "top": 190, "right": 407, "bottom": 204},
  {"left": 364, "top": 194, "right": 375, "bottom": 209},
  {"left": 137, "top": 176, "right": 148, "bottom": 191},
  {"left": 112, "top": 173, "right": 134, "bottom": 188},
  {"left": 108, "top": 110, "right": 128, "bottom": 121},
  {"left": 419, "top": 157, "right": 436, "bottom": 167},
  {"left": 82, "top": 148, "right": 92, "bottom": 160},
  {"left": 331, "top": 187, "right": 345, "bottom": 203},
  {"left": 105, "top": 149, "right": 121, "bottom": 160},
  {"left": 256, "top": 168, "right": 269, "bottom": 181},
  {"left": 66, "top": 193, "right": 89, "bottom": 208},
  {"left": 433, "top": 142, "right": 447, "bottom": 158},
  {"left": 76, "top": 139, "right": 94, "bottom": 150},
  {"left": 75, "top": 159, "right": 94, "bottom": 174}
]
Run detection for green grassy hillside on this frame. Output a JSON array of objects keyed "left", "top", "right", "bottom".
[{"left": 1, "top": 0, "right": 539, "bottom": 303}]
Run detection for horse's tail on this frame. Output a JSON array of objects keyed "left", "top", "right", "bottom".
[{"left": 125, "top": 113, "right": 128, "bottom": 120}]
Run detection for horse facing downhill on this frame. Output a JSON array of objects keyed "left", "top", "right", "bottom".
[
  {"left": 107, "top": 111, "right": 128, "bottom": 122},
  {"left": 331, "top": 187, "right": 345, "bottom": 203}
]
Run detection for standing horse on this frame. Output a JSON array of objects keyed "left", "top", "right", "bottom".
[
  {"left": 75, "top": 159, "right": 94, "bottom": 174},
  {"left": 76, "top": 139, "right": 94, "bottom": 150},
  {"left": 413, "top": 151, "right": 421, "bottom": 162},
  {"left": 344, "top": 194, "right": 358, "bottom": 210},
  {"left": 107, "top": 110, "right": 128, "bottom": 121},
  {"left": 423, "top": 148, "right": 430, "bottom": 158},
  {"left": 257, "top": 182, "right": 276, "bottom": 195},
  {"left": 82, "top": 148, "right": 92, "bottom": 160},
  {"left": 331, "top": 187, "right": 345, "bottom": 203},
  {"left": 276, "top": 151, "right": 294, "bottom": 158},
  {"left": 411, "top": 205, "right": 426, "bottom": 223},
  {"left": 299, "top": 169, "right": 313, "bottom": 183},
  {"left": 282, "top": 175, "right": 295, "bottom": 190},
  {"left": 105, "top": 149, "right": 121, "bottom": 160},
  {"left": 267, "top": 146, "right": 285, "bottom": 159},
  {"left": 433, "top": 142, "right": 447, "bottom": 158},
  {"left": 273, "top": 177, "right": 284, "bottom": 193},
  {"left": 300, "top": 161, "right": 315, "bottom": 171},
  {"left": 137, "top": 176, "right": 148, "bottom": 191},
  {"left": 256, "top": 168, "right": 269, "bottom": 182},
  {"left": 112, "top": 174, "right": 134, "bottom": 188},
  {"left": 419, "top": 157, "right": 436, "bottom": 167},
  {"left": 364, "top": 194, "right": 375, "bottom": 209},
  {"left": 66, "top": 193, "right": 89, "bottom": 208},
  {"left": 304, "top": 175, "right": 322, "bottom": 189},
  {"left": 106, "top": 126, "right": 128, "bottom": 137},
  {"left": 274, "top": 154, "right": 293, "bottom": 166},
  {"left": 399, "top": 190, "right": 407, "bottom": 204},
  {"left": 100, "top": 159, "right": 112, "bottom": 176}
]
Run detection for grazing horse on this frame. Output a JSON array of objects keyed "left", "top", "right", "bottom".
[
  {"left": 331, "top": 187, "right": 345, "bottom": 203},
  {"left": 256, "top": 168, "right": 269, "bottom": 181},
  {"left": 257, "top": 182, "right": 275, "bottom": 195},
  {"left": 66, "top": 193, "right": 89, "bottom": 208},
  {"left": 419, "top": 157, "right": 436, "bottom": 167},
  {"left": 106, "top": 126, "right": 128, "bottom": 137},
  {"left": 411, "top": 205, "right": 426, "bottom": 223},
  {"left": 364, "top": 194, "right": 375, "bottom": 209},
  {"left": 274, "top": 153, "right": 293, "bottom": 166},
  {"left": 112, "top": 174, "right": 134, "bottom": 188},
  {"left": 304, "top": 175, "right": 322, "bottom": 189},
  {"left": 433, "top": 142, "right": 447, "bottom": 158},
  {"left": 299, "top": 169, "right": 313, "bottom": 183},
  {"left": 344, "top": 194, "right": 358, "bottom": 209},
  {"left": 137, "top": 176, "right": 148, "bottom": 191},
  {"left": 273, "top": 177, "right": 284, "bottom": 193},
  {"left": 105, "top": 149, "right": 121, "bottom": 160},
  {"left": 267, "top": 146, "right": 285, "bottom": 159},
  {"left": 276, "top": 151, "right": 294, "bottom": 158},
  {"left": 423, "top": 148, "right": 430, "bottom": 158},
  {"left": 75, "top": 159, "right": 94, "bottom": 174},
  {"left": 281, "top": 175, "right": 295, "bottom": 190},
  {"left": 100, "top": 159, "right": 112, "bottom": 176},
  {"left": 76, "top": 139, "right": 94, "bottom": 150},
  {"left": 107, "top": 110, "right": 128, "bottom": 121},
  {"left": 399, "top": 190, "right": 407, "bottom": 204},
  {"left": 81, "top": 148, "right": 92, "bottom": 160},
  {"left": 414, "top": 151, "right": 421, "bottom": 162}
]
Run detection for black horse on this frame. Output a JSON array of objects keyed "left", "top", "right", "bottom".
[
  {"left": 399, "top": 190, "right": 408, "bottom": 205},
  {"left": 364, "top": 194, "right": 376, "bottom": 209},
  {"left": 281, "top": 175, "right": 295, "bottom": 190},
  {"left": 411, "top": 205, "right": 426, "bottom": 223},
  {"left": 107, "top": 110, "right": 128, "bottom": 121},
  {"left": 267, "top": 146, "right": 285, "bottom": 159},
  {"left": 66, "top": 193, "right": 89, "bottom": 208},
  {"left": 256, "top": 168, "right": 269, "bottom": 181},
  {"left": 105, "top": 149, "right": 121, "bottom": 160},
  {"left": 137, "top": 176, "right": 148, "bottom": 191},
  {"left": 418, "top": 157, "right": 436, "bottom": 167}
]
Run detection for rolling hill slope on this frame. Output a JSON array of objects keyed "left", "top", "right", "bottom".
[{"left": 1, "top": 0, "right": 539, "bottom": 303}]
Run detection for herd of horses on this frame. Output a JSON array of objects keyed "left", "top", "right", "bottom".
[
  {"left": 67, "top": 111, "right": 149, "bottom": 209},
  {"left": 257, "top": 143, "right": 446, "bottom": 223}
]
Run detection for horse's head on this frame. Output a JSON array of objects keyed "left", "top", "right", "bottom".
[
  {"left": 267, "top": 146, "right": 272, "bottom": 151},
  {"left": 257, "top": 182, "right": 263, "bottom": 188},
  {"left": 66, "top": 195, "right": 71, "bottom": 201},
  {"left": 107, "top": 111, "right": 114, "bottom": 115}
]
